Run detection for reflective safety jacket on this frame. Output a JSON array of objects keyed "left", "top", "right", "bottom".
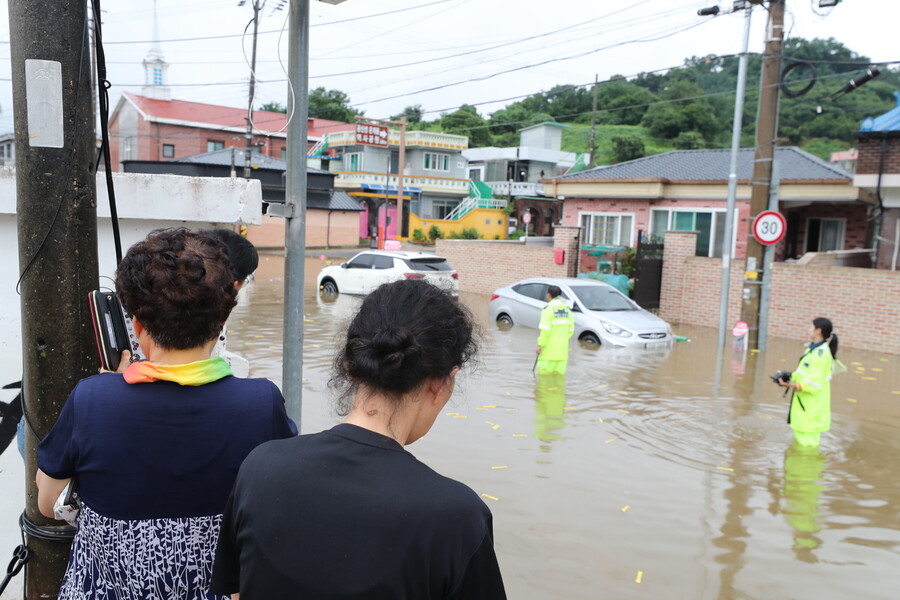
[
  {"left": 537, "top": 297, "right": 575, "bottom": 361},
  {"left": 788, "top": 341, "right": 834, "bottom": 433}
]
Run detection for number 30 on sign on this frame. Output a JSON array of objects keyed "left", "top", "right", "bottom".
[{"left": 752, "top": 211, "right": 786, "bottom": 245}]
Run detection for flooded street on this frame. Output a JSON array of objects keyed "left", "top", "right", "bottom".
[
  {"left": 230, "top": 254, "right": 900, "bottom": 600},
  {"left": 2, "top": 252, "right": 899, "bottom": 599}
]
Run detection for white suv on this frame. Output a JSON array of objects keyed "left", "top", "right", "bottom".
[{"left": 317, "top": 250, "right": 459, "bottom": 296}]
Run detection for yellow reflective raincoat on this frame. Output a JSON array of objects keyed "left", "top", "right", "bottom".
[
  {"left": 788, "top": 341, "right": 834, "bottom": 436},
  {"left": 537, "top": 297, "right": 575, "bottom": 374}
]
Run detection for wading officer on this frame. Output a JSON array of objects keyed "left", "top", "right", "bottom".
[{"left": 536, "top": 285, "right": 575, "bottom": 375}]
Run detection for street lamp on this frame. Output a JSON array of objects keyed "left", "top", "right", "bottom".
[{"left": 698, "top": 3, "right": 754, "bottom": 348}]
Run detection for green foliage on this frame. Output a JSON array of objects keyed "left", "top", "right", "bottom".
[
  {"left": 427, "top": 225, "right": 444, "bottom": 241},
  {"left": 610, "top": 136, "right": 646, "bottom": 163},
  {"left": 391, "top": 105, "right": 424, "bottom": 124},
  {"left": 259, "top": 101, "right": 286, "bottom": 113},
  {"left": 439, "top": 104, "right": 492, "bottom": 147},
  {"left": 508, "top": 230, "right": 526, "bottom": 241},
  {"left": 800, "top": 138, "right": 851, "bottom": 162},
  {"left": 459, "top": 227, "right": 480, "bottom": 239},
  {"left": 308, "top": 87, "right": 360, "bottom": 122},
  {"left": 673, "top": 131, "right": 705, "bottom": 150},
  {"left": 411, "top": 228, "right": 428, "bottom": 243}
]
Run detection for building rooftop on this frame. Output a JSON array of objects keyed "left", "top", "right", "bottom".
[
  {"left": 173, "top": 148, "right": 331, "bottom": 175},
  {"left": 860, "top": 91, "right": 900, "bottom": 132},
  {"left": 550, "top": 147, "right": 851, "bottom": 182}
]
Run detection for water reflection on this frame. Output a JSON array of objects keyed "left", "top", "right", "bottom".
[
  {"left": 783, "top": 442, "right": 826, "bottom": 561},
  {"left": 534, "top": 373, "right": 566, "bottom": 446}
]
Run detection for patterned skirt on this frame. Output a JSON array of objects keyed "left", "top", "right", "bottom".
[{"left": 59, "top": 504, "right": 228, "bottom": 600}]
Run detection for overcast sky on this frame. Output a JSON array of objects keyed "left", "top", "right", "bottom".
[{"left": 1, "top": 0, "right": 896, "bottom": 134}]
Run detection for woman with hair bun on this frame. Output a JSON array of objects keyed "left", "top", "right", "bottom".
[
  {"left": 212, "top": 279, "right": 506, "bottom": 599},
  {"left": 36, "top": 228, "right": 296, "bottom": 599},
  {"left": 779, "top": 317, "right": 841, "bottom": 448}
]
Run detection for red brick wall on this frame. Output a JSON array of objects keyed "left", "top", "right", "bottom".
[
  {"left": 661, "top": 231, "right": 900, "bottom": 354},
  {"left": 436, "top": 240, "right": 571, "bottom": 294},
  {"left": 856, "top": 138, "right": 900, "bottom": 175},
  {"left": 876, "top": 208, "right": 900, "bottom": 270}
]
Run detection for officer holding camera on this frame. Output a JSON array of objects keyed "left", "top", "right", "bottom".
[{"left": 777, "top": 317, "right": 840, "bottom": 448}]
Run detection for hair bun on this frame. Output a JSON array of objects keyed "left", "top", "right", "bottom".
[{"left": 370, "top": 328, "right": 418, "bottom": 370}]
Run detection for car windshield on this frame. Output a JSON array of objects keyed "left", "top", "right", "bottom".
[
  {"left": 570, "top": 286, "right": 636, "bottom": 311},
  {"left": 402, "top": 258, "right": 452, "bottom": 271}
]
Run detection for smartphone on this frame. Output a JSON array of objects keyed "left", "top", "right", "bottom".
[{"left": 88, "top": 291, "right": 144, "bottom": 371}]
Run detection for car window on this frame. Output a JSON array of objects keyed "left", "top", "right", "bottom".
[
  {"left": 402, "top": 257, "right": 452, "bottom": 271},
  {"left": 347, "top": 254, "right": 374, "bottom": 269},
  {"left": 512, "top": 282, "right": 548, "bottom": 301},
  {"left": 569, "top": 286, "right": 637, "bottom": 311},
  {"left": 372, "top": 255, "right": 394, "bottom": 269}
]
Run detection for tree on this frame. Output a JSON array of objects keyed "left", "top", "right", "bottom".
[
  {"left": 308, "top": 87, "right": 360, "bottom": 122},
  {"left": 259, "top": 101, "right": 286, "bottom": 113},
  {"left": 610, "top": 136, "right": 646, "bottom": 163},
  {"left": 390, "top": 105, "right": 424, "bottom": 124},
  {"left": 673, "top": 131, "right": 705, "bottom": 150},
  {"left": 439, "top": 105, "right": 492, "bottom": 147},
  {"left": 488, "top": 104, "right": 553, "bottom": 147}
]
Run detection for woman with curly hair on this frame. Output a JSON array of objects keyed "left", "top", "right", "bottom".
[
  {"left": 36, "top": 228, "right": 295, "bottom": 599},
  {"left": 212, "top": 279, "right": 506, "bottom": 599}
]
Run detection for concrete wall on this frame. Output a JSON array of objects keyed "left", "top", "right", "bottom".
[
  {"left": 409, "top": 209, "right": 508, "bottom": 241},
  {"left": 660, "top": 230, "right": 900, "bottom": 354},
  {"left": 246, "top": 210, "right": 361, "bottom": 249},
  {"left": 435, "top": 226, "right": 580, "bottom": 294}
]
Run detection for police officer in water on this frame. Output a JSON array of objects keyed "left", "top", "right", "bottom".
[{"left": 535, "top": 285, "right": 575, "bottom": 375}]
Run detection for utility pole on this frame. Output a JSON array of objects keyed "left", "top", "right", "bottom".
[
  {"left": 281, "top": 0, "right": 310, "bottom": 424},
  {"left": 244, "top": 0, "right": 263, "bottom": 178},
  {"left": 9, "top": 0, "right": 99, "bottom": 597},
  {"left": 589, "top": 74, "right": 598, "bottom": 167},
  {"left": 395, "top": 116, "right": 406, "bottom": 240},
  {"left": 742, "top": 0, "right": 785, "bottom": 350}
]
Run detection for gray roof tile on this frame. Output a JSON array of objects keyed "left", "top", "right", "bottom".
[{"left": 552, "top": 147, "right": 850, "bottom": 182}]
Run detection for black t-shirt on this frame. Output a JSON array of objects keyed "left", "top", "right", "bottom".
[{"left": 212, "top": 423, "right": 506, "bottom": 599}]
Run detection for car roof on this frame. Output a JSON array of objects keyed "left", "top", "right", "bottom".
[
  {"left": 356, "top": 250, "right": 449, "bottom": 260},
  {"left": 506, "top": 277, "right": 615, "bottom": 290}
]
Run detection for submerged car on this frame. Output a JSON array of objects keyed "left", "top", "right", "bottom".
[
  {"left": 317, "top": 250, "right": 458, "bottom": 296},
  {"left": 488, "top": 277, "right": 672, "bottom": 349}
]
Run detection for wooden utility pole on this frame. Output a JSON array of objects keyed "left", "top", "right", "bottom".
[
  {"left": 589, "top": 74, "right": 599, "bottom": 167},
  {"left": 244, "top": 0, "right": 263, "bottom": 178},
  {"left": 741, "top": 0, "right": 785, "bottom": 349},
  {"left": 395, "top": 116, "right": 407, "bottom": 240},
  {"left": 9, "top": 0, "right": 100, "bottom": 597}
]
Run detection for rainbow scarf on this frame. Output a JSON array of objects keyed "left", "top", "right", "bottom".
[{"left": 123, "top": 357, "right": 233, "bottom": 386}]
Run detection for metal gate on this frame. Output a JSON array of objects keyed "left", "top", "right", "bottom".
[{"left": 633, "top": 231, "right": 663, "bottom": 310}]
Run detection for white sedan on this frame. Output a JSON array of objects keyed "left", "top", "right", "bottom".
[{"left": 317, "top": 250, "right": 459, "bottom": 296}]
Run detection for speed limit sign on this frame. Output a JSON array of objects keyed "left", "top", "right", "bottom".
[
  {"left": 521, "top": 212, "right": 532, "bottom": 225},
  {"left": 752, "top": 211, "right": 786, "bottom": 245}
]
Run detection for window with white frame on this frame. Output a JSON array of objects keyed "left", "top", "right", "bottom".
[
  {"left": 580, "top": 213, "right": 634, "bottom": 246},
  {"left": 162, "top": 143, "right": 175, "bottom": 158},
  {"left": 650, "top": 208, "right": 728, "bottom": 257},
  {"left": 423, "top": 152, "right": 450, "bottom": 172},
  {"left": 805, "top": 218, "right": 844, "bottom": 252},
  {"left": 346, "top": 152, "right": 362, "bottom": 171}
]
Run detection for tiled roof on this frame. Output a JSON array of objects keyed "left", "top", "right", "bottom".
[
  {"left": 860, "top": 91, "right": 900, "bottom": 132},
  {"left": 173, "top": 148, "right": 331, "bottom": 174},
  {"left": 550, "top": 147, "right": 851, "bottom": 182},
  {"left": 123, "top": 92, "right": 354, "bottom": 137}
]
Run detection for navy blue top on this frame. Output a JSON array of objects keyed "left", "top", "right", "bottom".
[{"left": 38, "top": 373, "right": 296, "bottom": 520}]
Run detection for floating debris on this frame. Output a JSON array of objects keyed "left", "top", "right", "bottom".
[
  {"left": 716, "top": 466, "right": 734, "bottom": 472},
  {"left": 862, "top": 377, "right": 877, "bottom": 381},
  {"left": 617, "top": 409, "right": 630, "bottom": 414},
  {"left": 635, "top": 571, "right": 644, "bottom": 584},
  {"left": 605, "top": 438, "right": 616, "bottom": 444},
  {"left": 491, "top": 466, "right": 508, "bottom": 470},
  {"left": 621, "top": 505, "right": 630, "bottom": 513},
  {"left": 481, "top": 493, "right": 499, "bottom": 501},
  {"left": 453, "top": 415, "right": 468, "bottom": 419},
  {"left": 482, "top": 404, "right": 497, "bottom": 408},
  {"left": 445, "top": 412, "right": 460, "bottom": 417},
  {"left": 512, "top": 433, "right": 528, "bottom": 437},
  {"left": 847, "top": 398, "right": 858, "bottom": 403},
  {"left": 491, "top": 425, "right": 501, "bottom": 430},
  {"left": 598, "top": 418, "right": 604, "bottom": 423}
]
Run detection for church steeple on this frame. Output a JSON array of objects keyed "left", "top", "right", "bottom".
[{"left": 142, "top": 0, "right": 171, "bottom": 100}]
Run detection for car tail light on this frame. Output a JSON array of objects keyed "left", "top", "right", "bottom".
[
  {"left": 490, "top": 294, "right": 499, "bottom": 301},
  {"left": 404, "top": 273, "right": 425, "bottom": 279},
  {"left": 451, "top": 272, "right": 459, "bottom": 280}
]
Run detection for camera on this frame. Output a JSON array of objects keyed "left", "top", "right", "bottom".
[{"left": 770, "top": 370, "right": 791, "bottom": 384}]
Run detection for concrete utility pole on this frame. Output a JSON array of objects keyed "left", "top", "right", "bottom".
[
  {"left": 244, "top": 0, "right": 263, "bottom": 178},
  {"left": 281, "top": 0, "right": 310, "bottom": 424},
  {"left": 395, "top": 116, "right": 406, "bottom": 240},
  {"left": 9, "top": 0, "right": 99, "bottom": 597},
  {"left": 589, "top": 74, "right": 599, "bottom": 167},
  {"left": 741, "top": 0, "right": 785, "bottom": 349}
]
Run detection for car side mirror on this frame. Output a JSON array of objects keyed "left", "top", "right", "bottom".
[
  {"left": 341, "top": 263, "right": 348, "bottom": 269},
  {"left": 571, "top": 304, "right": 582, "bottom": 312}
]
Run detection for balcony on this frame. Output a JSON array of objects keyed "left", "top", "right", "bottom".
[
  {"left": 326, "top": 129, "right": 468, "bottom": 151},
  {"left": 486, "top": 181, "right": 547, "bottom": 198},
  {"left": 333, "top": 171, "right": 469, "bottom": 196}
]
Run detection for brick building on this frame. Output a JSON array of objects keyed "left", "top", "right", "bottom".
[
  {"left": 854, "top": 92, "right": 900, "bottom": 270},
  {"left": 542, "top": 147, "right": 870, "bottom": 261}
]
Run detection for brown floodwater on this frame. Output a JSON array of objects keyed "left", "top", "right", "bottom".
[{"left": 227, "top": 253, "right": 900, "bottom": 600}]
